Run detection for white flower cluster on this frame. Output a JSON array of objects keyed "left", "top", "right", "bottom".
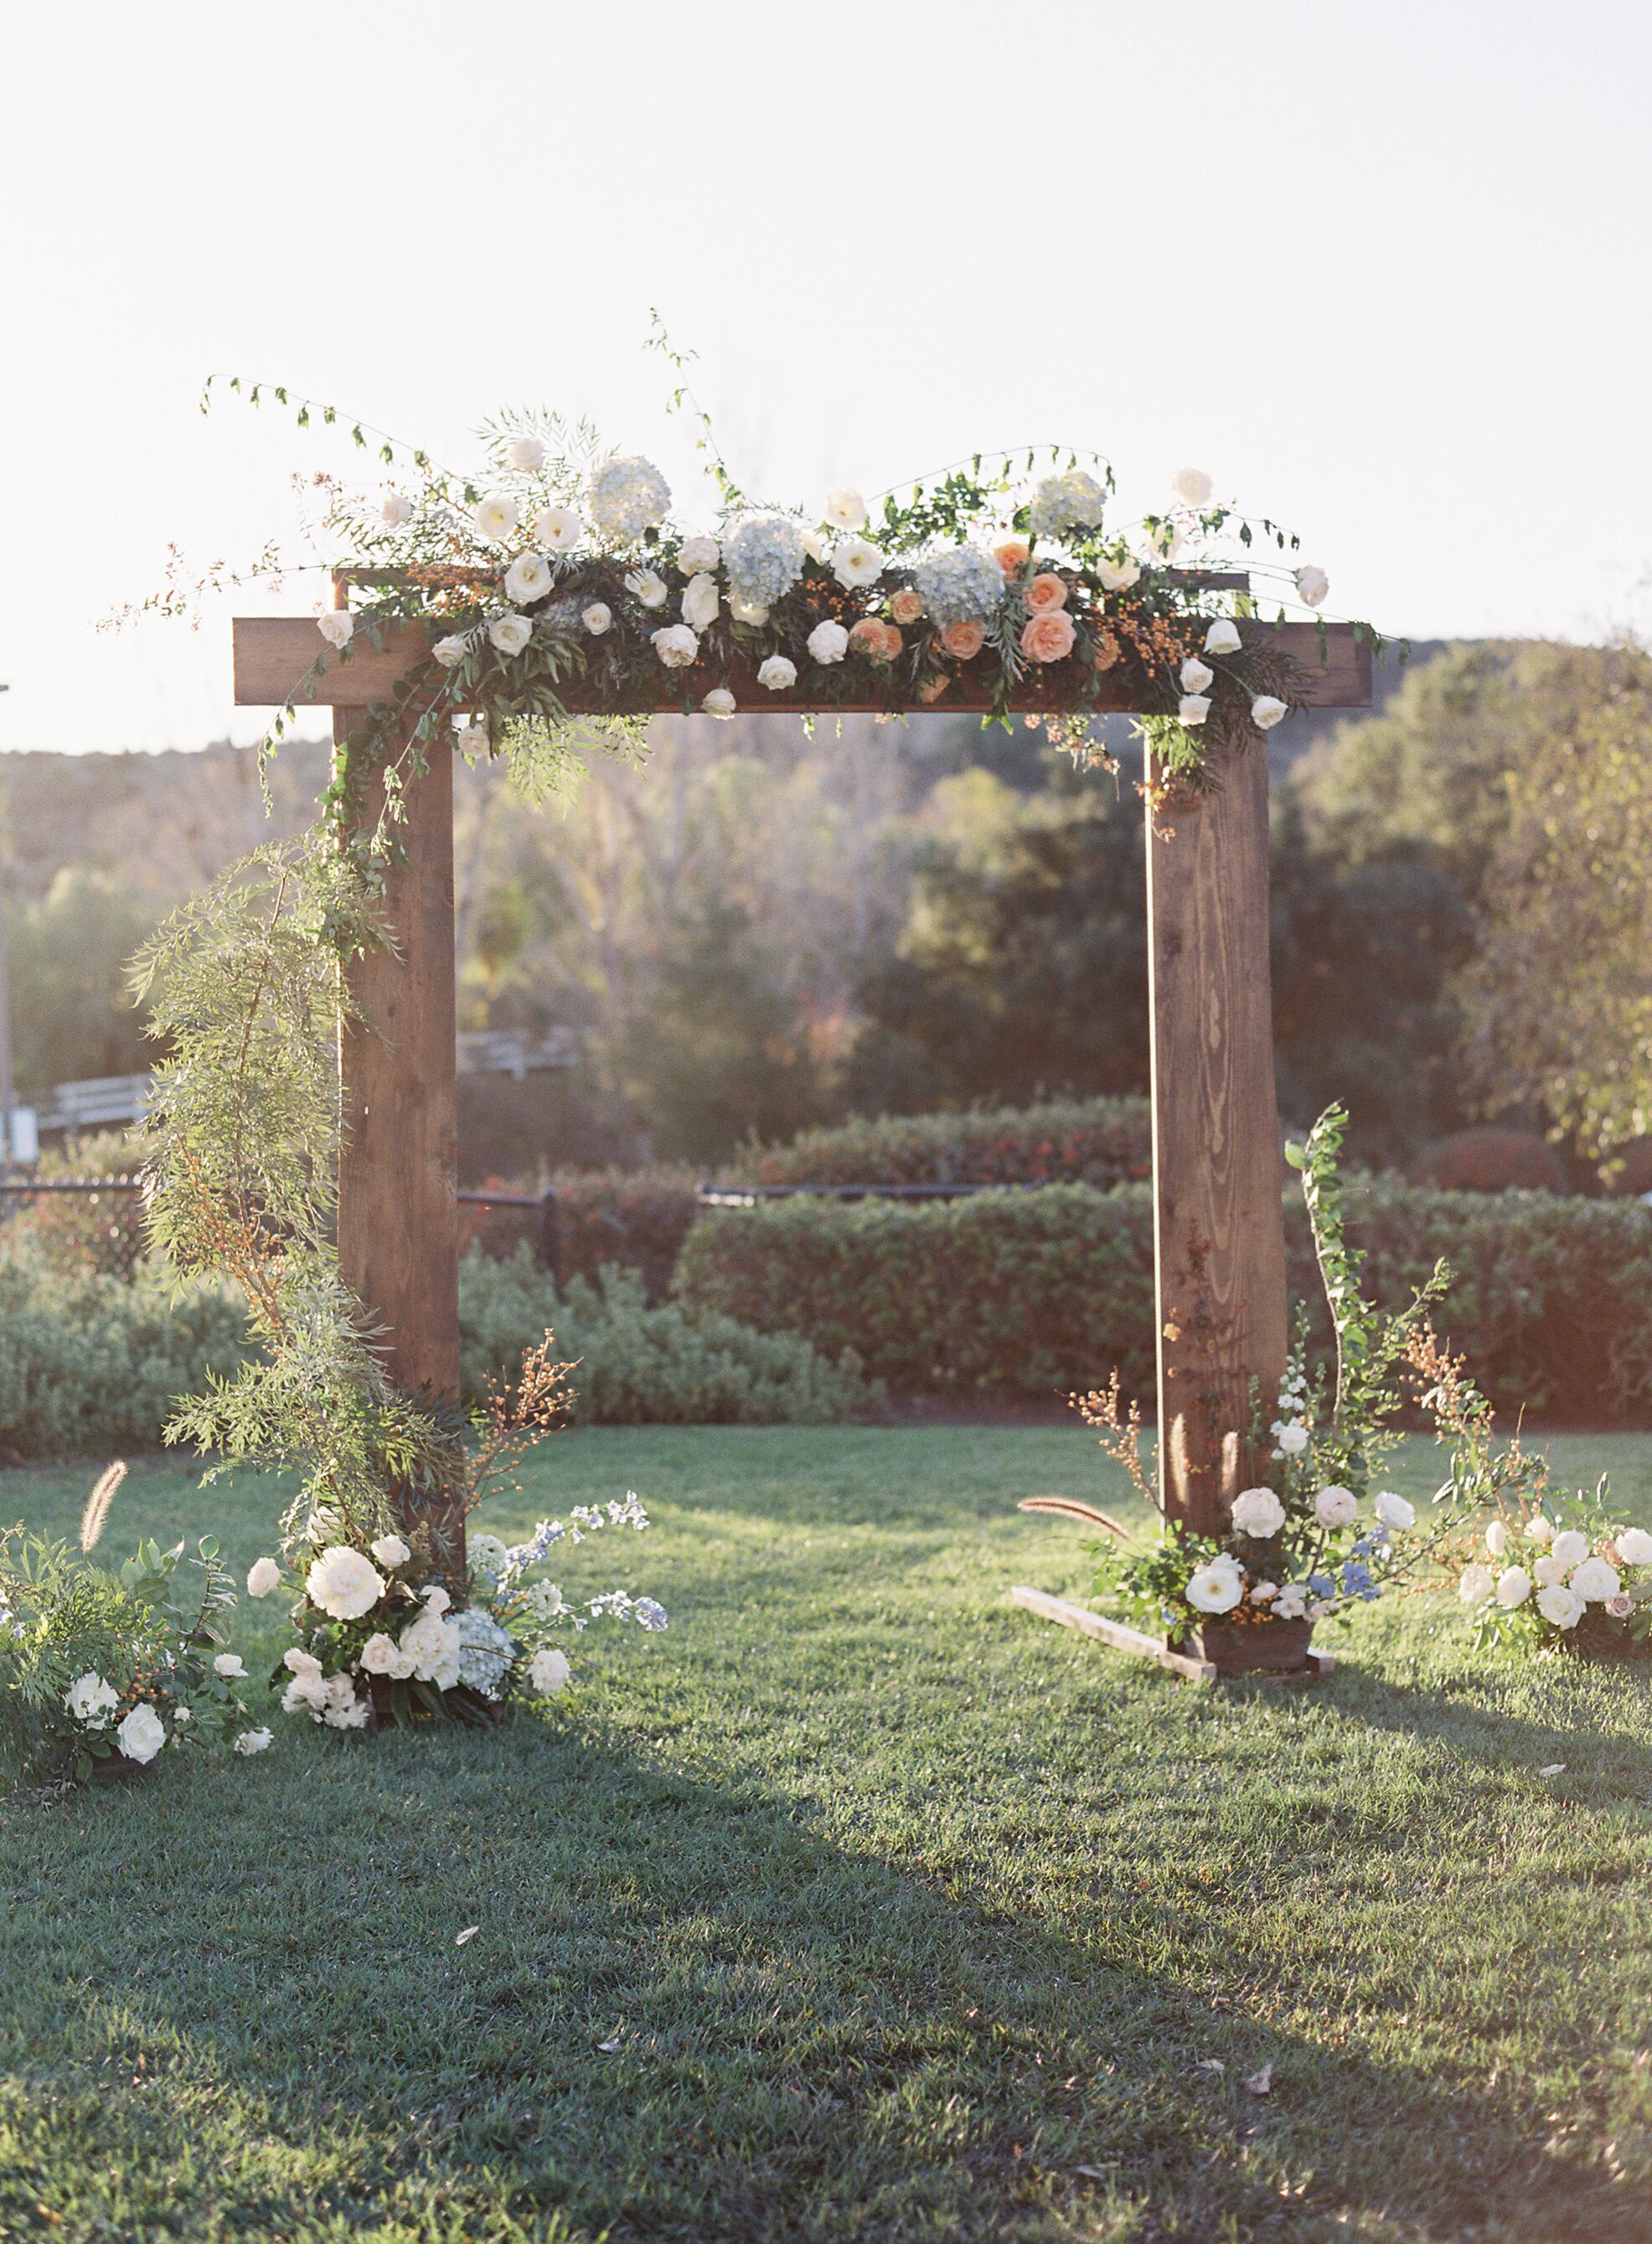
[
  {"left": 281, "top": 1648, "right": 373, "bottom": 1727},
  {"left": 722, "top": 514, "right": 808, "bottom": 608},
  {"left": 1029, "top": 470, "right": 1107, "bottom": 543},
  {"left": 1458, "top": 1518, "right": 1652, "bottom": 1632},
  {"left": 588, "top": 455, "right": 671, "bottom": 544},
  {"left": 911, "top": 544, "right": 1003, "bottom": 627}
]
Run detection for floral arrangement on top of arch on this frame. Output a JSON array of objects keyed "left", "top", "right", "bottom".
[
  {"left": 178, "top": 353, "right": 1391, "bottom": 823},
  {"left": 1027, "top": 1107, "right": 1652, "bottom": 1670}
]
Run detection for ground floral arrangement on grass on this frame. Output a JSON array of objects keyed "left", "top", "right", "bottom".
[{"left": 1029, "top": 1104, "right": 1648, "bottom": 1666}]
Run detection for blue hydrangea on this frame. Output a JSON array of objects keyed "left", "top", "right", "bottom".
[
  {"left": 1029, "top": 469, "right": 1107, "bottom": 543},
  {"left": 453, "top": 1607, "right": 519, "bottom": 1700},
  {"left": 587, "top": 455, "right": 672, "bottom": 544},
  {"left": 722, "top": 514, "right": 807, "bottom": 606},
  {"left": 911, "top": 544, "right": 1004, "bottom": 627}
]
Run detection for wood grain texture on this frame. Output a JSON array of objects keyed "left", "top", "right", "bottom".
[
  {"left": 1145, "top": 731, "right": 1289, "bottom": 1537},
  {"left": 1008, "top": 1586, "right": 1219, "bottom": 1684},
  {"left": 334, "top": 709, "right": 463, "bottom": 1564},
  {"left": 233, "top": 615, "right": 1372, "bottom": 713}
]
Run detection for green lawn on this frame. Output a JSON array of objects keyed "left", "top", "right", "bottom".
[{"left": 5, "top": 1428, "right": 1652, "bottom": 2242}]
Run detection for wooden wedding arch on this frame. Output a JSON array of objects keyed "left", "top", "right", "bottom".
[{"left": 233, "top": 586, "right": 1371, "bottom": 1592}]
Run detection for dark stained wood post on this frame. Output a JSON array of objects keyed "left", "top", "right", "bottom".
[
  {"left": 1146, "top": 727, "right": 1289, "bottom": 1537},
  {"left": 334, "top": 704, "right": 463, "bottom": 1566}
]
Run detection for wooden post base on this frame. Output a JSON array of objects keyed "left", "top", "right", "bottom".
[{"left": 1009, "top": 1586, "right": 1335, "bottom": 1683}]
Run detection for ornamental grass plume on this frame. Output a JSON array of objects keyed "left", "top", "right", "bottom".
[{"left": 79, "top": 1461, "right": 128, "bottom": 1553}]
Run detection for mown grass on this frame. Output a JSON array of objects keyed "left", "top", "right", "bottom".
[{"left": 4, "top": 1427, "right": 1652, "bottom": 2242}]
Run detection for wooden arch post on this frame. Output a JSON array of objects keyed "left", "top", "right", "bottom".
[{"left": 233, "top": 594, "right": 1370, "bottom": 1643}]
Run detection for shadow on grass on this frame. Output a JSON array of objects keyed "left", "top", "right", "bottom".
[{"left": 1, "top": 1718, "right": 1629, "bottom": 2244}]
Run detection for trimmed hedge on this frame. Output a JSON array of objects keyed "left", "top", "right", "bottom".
[
  {"left": 730, "top": 1096, "right": 1153, "bottom": 1190},
  {"left": 676, "top": 1177, "right": 1652, "bottom": 1421},
  {"left": 548, "top": 1165, "right": 702, "bottom": 1301}
]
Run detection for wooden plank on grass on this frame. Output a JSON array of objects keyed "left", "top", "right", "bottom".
[{"left": 1009, "top": 1585, "right": 1218, "bottom": 1684}]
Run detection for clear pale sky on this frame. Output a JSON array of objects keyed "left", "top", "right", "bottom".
[{"left": 3, "top": 0, "right": 1647, "bottom": 754}]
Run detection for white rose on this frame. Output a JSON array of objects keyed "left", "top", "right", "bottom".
[
  {"left": 305, "top": 1545, "right": 386, "bottom": 1622},
  {"left": 1096, "top": 557, "right": 1140, "bottom": 593},
  {"left": 832, "top": 539, "right": 885, "bottom": 591},
  {"left": 281, "top": 1674, "right": 328, "bottom": 1716},
  {"left": 65, "top": 1672, "right": 117, "bottom": 1726},
  {"left": 317, "top": 611, "right": 354, "bottom": 651},
  {"left": 389, "top": 1649, "right": 417, "bottom": 1680},
  {"left": 1275, "top": 1423, "right": 1309, "bottom": 1457},
  {"left": 1550, "top": 1530, "right": 1590, "bottom": 1569},
  {"left": 432, "top": 634, "right": 470, "bottom": 669},
  {"left": 322, "top": 1674, "right": 372, "bottom": 1730},
  {"left": 421, "top": 1584, "right": 452, "bottom": 1616},
  {"left": 703, "top": 688, "right": 736, "bottom": 718},
  {"left": 532, "top": 507, "right": 581, "bottom": 552},
  {"left": 529, "top": 1646, "right": 572, "bottom": 1695},
  {"left": 1615, "top": 1527, "right": 1652, "bottom": 1566},
  {"left": 757, "top": 655, "right": 798, "bottom": 692},
  {"left": 1458, "top": 1564, "right": 1495, "bottom": 1603},
  {"left": 1178, "top": 694, "right": 1211, "bottom": 726},
  {"left": 1533, "top": 1552, "right": 1567, "bottom": 1586},
  {"left": 234, "top": 1728, "right": 273, "bottom": 1756},
  {"left": 246, "top": 1555, "right": 281, "bottom": 1598},
  {"left": 651, "top": 624, "right": 700, "bottom": 668},
  {"left": 1186, "top": 1560, "right": 1244, "bottom": 1615},
  {"left": 1314, "top": 1485, "right": 1358, "bottom": 1530},
  {"left": 1524, "top": 1514, "right": 1555, "bottom": 1545},
  {"left": 1251, "top": 1581, "right": 1279, "bottom": 1602},
  {"left": 1294, "top": 565, "right": 1329, "bottom": 607},
  {"left": 116, "top": 1704, "right": 166, "bottom": 1764},
  {"left": 509, "top": 435, "right": 545, "bottom": 471},
  {"left": 729, "top": 593, "right": 770, "bottom": 626},
  {"left": 472, "top": 494, "right": 520, "bottom": 542},
  {"left": 370, "top": 1535, "right": 410, "bottom": 1569},
  {"left": 380, "top": 492, "right": 413, "bottom": 527},
  {"left": 1231, "top": 1487, "right": 1286, "bottom": 1539},
  {"left": 213, "top": 1653, "right": 246, "bottom": 1679},
  {"left": 1179, "top": 657, "right": 1214, "bottom": 695},
  {"left": 582, "top": 603, "right": 612, "bottom": 635},
  {"left": 1170, "top": 467, "right": 1214, "bottom": 506},
  {"left": 626, "top": 569, "right": 669, "bottom": 610},
  {"left": 400, "top": 1608, "right": 461, "bottom": 1682},
  {"left": 488, "top": 612, "right": 534, "bottom": 657},
  {"left": 1203, "top": 619, "right": 1242, "bottom": 656},
  {"left": 1250, "top": 696, "right": 1288, "bottom": 731},
  {"left": 801, "top": 528, "right": 830, "bottom": 565},
  {"left": 1273, "top": 1586, "right": 1308, "bottom": 1620},
  {"left": 807, "top": 620, "right": 849, "bottom": 666},
  {"left": 359, "top": 1632, "right": 400, "bottom": 1674},
  {"left": 503, "top": 554, "right": 553, "bottom": 605},
  {"left": 1484, "top": 1521, "right": 1510, "bottom": 1558},
  {"left": 282, "top": 1647, "right": 323, "bottom": 1679},
  {"left": 677, "top": 534, "right": 720, "bottom": 575},
  {"left": 1373, "top": 1490, "right": 1416, "bottom": 1532},
  {"left": 173, "top": 1705, "right": 189, "bottom": 1724},
  {"left": 681, "top": 572, "right": 720, "bottom": 631},
  {"left": 1572, "top": 1555, "right": 1621, "bottom": 1602},
  {"left": 1536, "top": 1581, "right": 1585, "bottom": 1629},
  {"left": 1495, "top": 1566, "right": 1533, "bottom": 1607},
  {"left": 824, "top": 487, "right": 868, "bottom": 530}
]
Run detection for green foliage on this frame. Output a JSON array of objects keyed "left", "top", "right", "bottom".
[
  {"left": 459, "top": 1249, "right": 874, "bottom": 1425},
  {"left": 676, "top": 1184, "right": 1159, "bottom": 1398},
  {"left": 734, "top": 1092, "right": 1152, "bottom": 1189},
  {"left": 548, "top": 1164, "right": 702, "bottom": 1299},
  {"left": 0, "top": 1251, "right": 249, "bottom": 1462}
]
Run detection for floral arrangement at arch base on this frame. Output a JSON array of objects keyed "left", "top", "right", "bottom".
[
  {"left": 1448, "top": 1482, "right": 1652, "bottom": 1658},
  {"left": 1029, "top": 1105, "right": 1570, "bottom": 1671}
]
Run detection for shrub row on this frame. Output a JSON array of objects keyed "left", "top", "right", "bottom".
[
  {"left": 675, "top": 1178, "right": 1652, "bottom": 1421},
  {"left": 730, "top": 1096, "right": 1154, "bottom": 1190}
]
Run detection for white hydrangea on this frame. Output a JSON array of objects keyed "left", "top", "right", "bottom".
[
  {"left": 529, "top": 1647, "right": 572, "bottom": 1695},
  {"left": 468, "top": 1532, "right": 510, "bottom": 1581},
  {"left": 911, "top": 544, "right": 1003, "bottom": 627},
  {"left": 587, "top": 456, "right": 671, "bottom": 544},
  {"left": 722, "top": 515, "right": 808, "bottom": 607},
  {"left": 1028, "top": 470, "right": 1107, "bottom": 543}
]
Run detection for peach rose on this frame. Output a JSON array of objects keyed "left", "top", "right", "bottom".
[
  {"left": 1024, "top": 572, "right": 1068, "bottom": 615},
  {"left": 994, "top": 539, "right": 1030, "bottom": 575},
  {"left": 889, "top": 587, "right": 924, "bottom": 626},
  {"left": 1020, "top": 610, "right": 1076, "bottom": 663},
  {"left": 849, "top": 617, "right": 901, "bottom": 663},
  {"left": 940, "top": 619, "right": 987, "bottom": 660}
]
